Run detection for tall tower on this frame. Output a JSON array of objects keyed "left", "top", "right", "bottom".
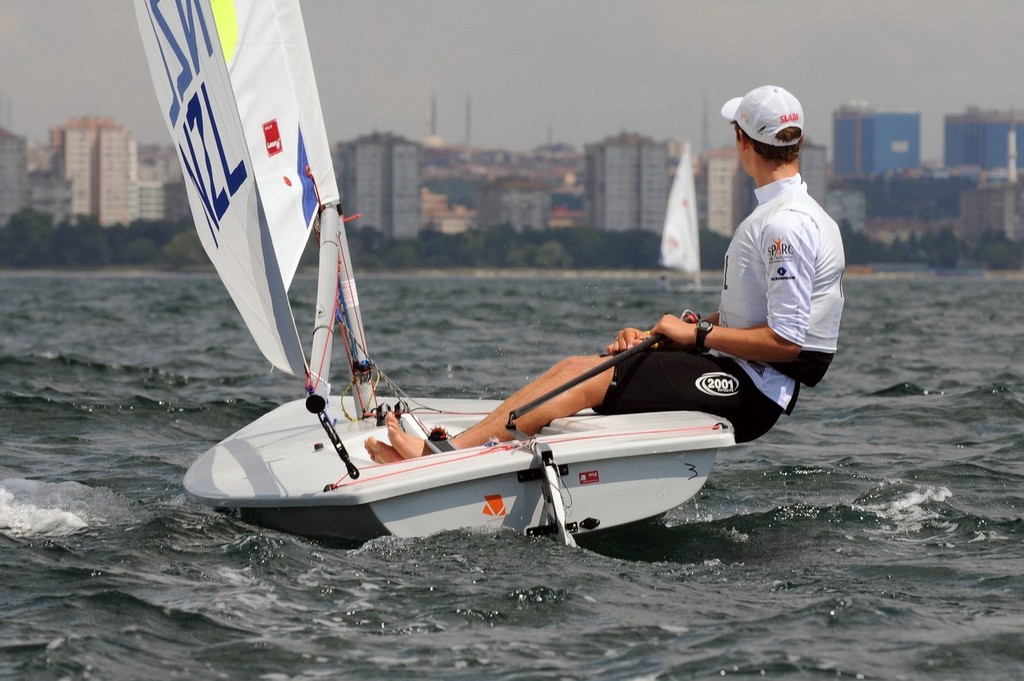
[
  {"left": 465, "top": 94, "right": 471, "bottom": 147},
  {"left": 424, "top": 93, "right": 442, "bottom": 147}
]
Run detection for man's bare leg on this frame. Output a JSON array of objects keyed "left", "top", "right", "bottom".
[{"left": 378, "top": 354, "right": 615, "bottom": 459}]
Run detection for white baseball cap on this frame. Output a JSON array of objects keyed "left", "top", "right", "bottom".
[{"left": 720, "top": 85, "right": 804, "bottom": 147}]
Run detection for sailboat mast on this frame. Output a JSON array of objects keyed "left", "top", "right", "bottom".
[
  {"left": 307, "top": 206, "right": 339, "bottom": 406},
  {"left": 307, "top": 204, "right": 376, "bottom": 418}
]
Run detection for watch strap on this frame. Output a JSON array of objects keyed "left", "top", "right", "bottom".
[{"left": 695, "top": 321, "right": 713, "bottom": 353}]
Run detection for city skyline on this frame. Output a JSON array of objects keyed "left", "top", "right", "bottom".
[{"left": 2, "top": 2, "right": 1024, "bottom": 161}]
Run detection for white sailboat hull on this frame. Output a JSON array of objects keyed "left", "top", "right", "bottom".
[{"left": 184, "top": 399, "right": 733, "bottom": 540}]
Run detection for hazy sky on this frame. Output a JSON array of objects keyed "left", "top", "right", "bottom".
[{"left": 2, "top": 1, "right": 1022, "bottom": 162}]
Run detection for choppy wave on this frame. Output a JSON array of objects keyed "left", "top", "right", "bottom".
[{"left": 0, "top": 478, "right": 134, "bottom": 538}]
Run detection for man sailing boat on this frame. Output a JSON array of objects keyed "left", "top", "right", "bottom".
[{"left": 368, "top": 85, "right": 845, "bottom": 462}]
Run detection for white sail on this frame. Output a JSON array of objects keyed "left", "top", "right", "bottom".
[
  {"left": 210, "top": 0, "right": 372, "bottom": 406},
  {"left": 659, "top": 143, "right": 700, "bottom": 277},
  {"left": 211, "top": 0, "right": 339, "bottom": 289},
  {"left": 133, "top": 0, "right": 305, "bottom": 376}
]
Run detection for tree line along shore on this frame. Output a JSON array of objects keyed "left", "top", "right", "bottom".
[{"left": 1, "top": 208, "right": 1021, "bottom": 272}]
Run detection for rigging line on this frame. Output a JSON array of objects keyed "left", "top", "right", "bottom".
[
  {"left": 335, "top": 286, "right": 360, "bottom": 367},
  {"left": 335, "top": 211, "right": 370, "bottom": 363},
  {"left": 335, "top": 302, "right": 377, "bottom": 418},
  {"left": 367, "top": 366, "right": 450, "bottom": 434},
  {"left": 332, "top": 260, "right": 380, "bottom": 417},
  {"left": 326, "top": 209, "right": 378, "bottom": 417},
  {"left": 305, "top": 209, "right": 362, "bottom": 397},
  {"left": 336, "top": 288, "right": 364, "bottom": 371},
  {"left": 334, "top": 364, "right": 387, "bottom": 423},
  {"left": 322, "top": 208, "right": 422, "bottom": 415},
  {"left": 331, "top": 239, "right": 361, "bottom": 372},
  {"left": 335, "top": 312, "right": 377, "bottom": 418}
]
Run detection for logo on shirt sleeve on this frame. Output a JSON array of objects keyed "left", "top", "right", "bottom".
[
  {"left": 771, "top": 265, "right": 795, "bottom": 282},
  {"left": 767, "top": 237, "right": 796, "bottom": 263}
]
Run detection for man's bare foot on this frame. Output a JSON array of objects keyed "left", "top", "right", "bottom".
[
  {"left": 365, "top": 436, "right": 404, "bottom": 464},
  {"left": 384, "top": 412, "right": 430, "bottom": 459}
]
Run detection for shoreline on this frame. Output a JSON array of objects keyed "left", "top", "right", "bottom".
[{"left": 3, "top": 267, "right": 1024, "bottom": 280}]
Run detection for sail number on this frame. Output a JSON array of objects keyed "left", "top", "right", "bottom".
[{"left": 143, "top": 0, "right": 247, "bottom": 246}]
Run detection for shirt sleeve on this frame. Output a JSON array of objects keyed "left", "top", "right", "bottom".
[{"left": 761, "top": 209, "right": 820, "bottom": 346}]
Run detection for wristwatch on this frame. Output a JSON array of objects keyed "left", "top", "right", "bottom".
[{"left": 694, "top": 320, "right": 713, "bottom": 353}]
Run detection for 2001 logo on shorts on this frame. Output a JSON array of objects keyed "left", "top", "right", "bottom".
[{"left": 695, "top": 372, "right": 740, "bottom": 397}]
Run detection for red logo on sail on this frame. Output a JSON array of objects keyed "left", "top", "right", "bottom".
[
  {"left": 263, "top": 120, "right": 283, "bottom": 157},
  {"left": 579, "top": 470, "right": 600, "bottom": 485}
]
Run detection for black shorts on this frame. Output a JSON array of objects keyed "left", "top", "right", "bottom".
[{"left": 594, "top": 351, "right": 784, "bottom": 443}]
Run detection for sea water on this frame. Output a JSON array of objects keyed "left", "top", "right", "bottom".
[{"left": 1, "top": 271, "right": 1022, "bottom": 679}]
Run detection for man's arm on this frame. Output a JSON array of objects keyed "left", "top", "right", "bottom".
[{"left": 651, "top": 314, "right": 802, "bottom": 362}]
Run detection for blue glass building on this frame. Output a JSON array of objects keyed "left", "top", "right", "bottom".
[
  {"left": 833, "top": 105, "right": 921, "bottom": 176},
  {"left": 944, "top": 109, "right": 1024, "bottom": 171}
]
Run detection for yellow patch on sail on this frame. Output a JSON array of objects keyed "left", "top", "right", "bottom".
[{"left": 210, "top": 0, "right": 239, "bottom": 64}]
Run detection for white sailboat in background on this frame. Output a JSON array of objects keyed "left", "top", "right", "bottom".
[
  {"left": 659, "top": 142, "right": 701, "bottom": 291},
  {"left": 133, "top": 0, "right": 734, "bottom": 546}
]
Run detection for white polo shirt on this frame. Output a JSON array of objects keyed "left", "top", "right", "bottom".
[{"left": 714, "top": 174, "right": 846, "bottom": 410}]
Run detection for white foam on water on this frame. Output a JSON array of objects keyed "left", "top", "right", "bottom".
[
  {"left": 0, "top": 478, "right": 107, "bottom": 538},
  {"left": 853, "top": 481, "right": 954, "bottom": 535}
]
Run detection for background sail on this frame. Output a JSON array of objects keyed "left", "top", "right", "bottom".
[
  {"left": 212, "top": 0, "right": 340, "bottom": 290},
  {"left": 659, "top": 143, "right": 700, "bottom": 275},
  {"left": 133, "top": 0, "right": 306, "bottom": 376}
]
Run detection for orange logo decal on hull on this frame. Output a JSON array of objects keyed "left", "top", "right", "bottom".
[{"left": 483, "top": 494, "right": 506, "bottom": 517}]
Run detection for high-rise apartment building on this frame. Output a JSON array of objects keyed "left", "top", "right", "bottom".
[
  {"left": 704, "top": 147, "right": 742, "bottom": 237},
  {"left": 800, "top": 141, "right": 828, "bottom": 205},
  {"left": 0, "top": 128, "right": 28, "bottom": 227},
  {"left": 338, "top": 133, "right": 421, "bottom": 239},
  {"left": 135, "top": 181, "right": 166, "bottom": 221},
  {"left": 477, "top": 178, "right": 551, "bottom": 232},
  {"left": 945, "top": 108, "right": 1024, "bottom": 172},
  {"left": 28, "top": 171, "right": 72, "bottom": 225},
  {"left": 833, "top": 104, "right": 920, "bottom": 176},
  {"left": 960, "top": 183, "right": 1022, "bottom": 240},
  {"left": 53, "top": 117, "right": 136, "bottom": 226},
  {"left": 585, "top": 133, "right": 668, "bottom": 232}
]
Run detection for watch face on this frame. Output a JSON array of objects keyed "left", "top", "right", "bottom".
[{"left": 698, "top": 320, "right": 712, "bottom": 331}]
